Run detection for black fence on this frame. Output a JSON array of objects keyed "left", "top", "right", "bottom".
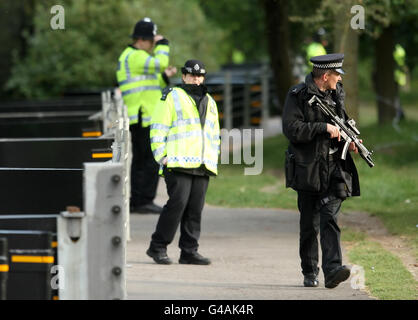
[
  {"left": 0, "top": 237, "right": 7, "bottom": 300},
  {"left": 169, "top": 64, "right": 280, "bottom": 129},
  {"left": 0, "top": 95, "right": 115, "bottom": 299},
  {"left": 0, "top": 138, "right": 113, "bottom": 168},
  {"left": 0, "top": 95, "right": 102, "bottom": 138},
  {"left": 0, "top": 230, "right": 54, "bottom": 300}
]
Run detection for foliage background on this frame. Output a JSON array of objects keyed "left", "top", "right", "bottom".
[{"left": 4, "top": 0, "right": 226, "bottom": 97}]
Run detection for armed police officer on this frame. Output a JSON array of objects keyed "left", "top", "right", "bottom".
[
  {"left": 116, "top": 18, "right": 176, "bottom": 214},
  {"left": 282, "top": 53, "right": 360, "bottom": 288},
  {"left": 146, "top": 59, "right": 220, "bottom": 265}
]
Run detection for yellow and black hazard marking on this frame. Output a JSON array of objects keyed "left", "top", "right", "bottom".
[
  {"left": 0, "top": 264, "right": 9, "bottom": 272},
  {"left": 91, "top": 152, "right": 113, "bottom": 159},
  {"left": 91, "top": 148, "right": 113, "bottom": 159},
  {"left": 250, "top": 84, "right": 262, "bottom": 92},
  {"left": 11, "top": 255, "right": 54, "bottom": 264},
  {"left": 212, "top": 94, "right": 223, "bottom": 101},
  {"left": 251, "top": 100, "right": 262, "bottom": 108},
  {"left": 251, "top": 117, "right": 261, "bottom": 124},
  {"left": 82, "top": 131, "right": 102, "bottom": 137}
]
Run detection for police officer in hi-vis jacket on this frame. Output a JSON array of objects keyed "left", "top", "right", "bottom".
[
  {"left": 146, "top": 59, "right": 220, "bottom": 265},
  {"left": 116, "top": 17, "right": 176, "bottom": 214}
]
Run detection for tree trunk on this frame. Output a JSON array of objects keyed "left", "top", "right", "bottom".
[
  {"left": 374, "top": 25, "right": 397, "bottom": 124},
  {"left": 333, "top": 1, "right": 359, "bottom": 122},
  {"left": 0, "top": 0, "right": 35, "bottom": 99},
  {"left": 261, "top": 0, "right": 292, "bottom": 112}
]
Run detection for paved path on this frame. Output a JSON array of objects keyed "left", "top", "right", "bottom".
[{"left": 126, "top": 179, "right": 372, "bottom": 300}]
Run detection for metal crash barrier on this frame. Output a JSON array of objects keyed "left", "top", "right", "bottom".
[
  {"left": 0, "top": 96, "right": 103, "bottom": 139},
  {"left": 0, "top": 230, "right": 54, "bottom": 300},
  {"left": 171, "top": 64, "right": 278, "bottom": 130},
  {"left": 0, "top": 88, "right": 130, "bottom": 299},
  {"left": 0, "top": 237, "right": 8, "bottom": 300}
]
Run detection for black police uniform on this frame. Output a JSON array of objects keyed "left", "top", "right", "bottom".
[
  {"left": 282, "top": 53, "right": 360, "bottom": 287},
  {"left": 147, "top": 60, "right": 214, "bottom": 265}
]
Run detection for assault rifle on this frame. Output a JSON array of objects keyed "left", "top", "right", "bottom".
[{"left": 308, "top": 95, "right": 375, "bottom": 168}]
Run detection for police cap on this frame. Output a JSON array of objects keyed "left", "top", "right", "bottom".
[
  {"left": 181, "top": 59, "right": 206, "bottom": 76},
  {"left": 310, "top": 53, "right": 345, "bottom": 74},
  {"left": 131, "top": 17, "right": 157, "bottom": 40}
]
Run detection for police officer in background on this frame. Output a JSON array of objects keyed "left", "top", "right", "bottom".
[
  {"left": 146, "top": 59, "right": 220, "bottom": 265},
  {"left": 116, "top": 18, "right": 176, "bottom": 214},
  {"left": 282, "top": 53, "right": 360, "bottom": 288}
]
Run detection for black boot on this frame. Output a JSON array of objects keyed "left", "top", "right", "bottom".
[
  {"left": 325, "top": 265, "right": 351, "bottom": 289},
  {"left": 131, "top": 202, "right": 163, "bottom": 214},
  {"left": 179, "top": 252, "right": 211, "bottom": 265},
  {"left": 303, "top": 274, "right": 319, "bottom": 287},
  {"left": 146, "top": 248, "right": 172, "bottom": 265}
]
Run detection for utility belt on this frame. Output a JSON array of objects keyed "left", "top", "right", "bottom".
[
  {"left": 322, "top": 153, "right": 349, "bottom": 204},
  {"left": 328, "top": 150, "right": 341, "bottom": 162},
  {"left": 320, "top": 194, "right": 339, "bottom": 206}
]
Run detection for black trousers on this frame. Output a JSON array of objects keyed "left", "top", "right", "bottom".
[
  {"left": 129, "top": 123, "right": 159, "bottom": 207},
  {"left": 297, "top": 160, "right": 344, "bottom": 277},
  {"left": 150, "top": 169, "right": 210, "bottom": 254}
]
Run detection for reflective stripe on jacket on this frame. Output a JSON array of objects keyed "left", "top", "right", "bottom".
[
  {"left": 150, "top": 87, "right": 220, "bottom": 175},
  {"left": 116, "top": 44, "right": 169, "bottom": 126}
]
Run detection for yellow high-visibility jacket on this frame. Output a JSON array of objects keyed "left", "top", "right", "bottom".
[
  {"left": 306, "top": 42, "right": 327, "bottom": 69},
  {"left": 116, "top": 43, "right": 169, "bottom": 127},
  {"left": 150, "top": 87, "right": 220, "bottom": 175}
]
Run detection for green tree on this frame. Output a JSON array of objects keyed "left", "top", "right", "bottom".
[
  {"left": 0, "top": 0, "right": 36, "bottom": 99},
  {"left": 288, "top": 0, "right": 418, "bottom": 125},
  {"left": 198, "top": 0, "right": 268, "bottom": 63},
  {"left": 5, "top": 0, "right": 225, "bottom": 98},
  {"left": 362, "top": 0, "right": 418, "bottom": 124},
  {"left": 261, "top": 0, "right": 292, "bottom": 108}
]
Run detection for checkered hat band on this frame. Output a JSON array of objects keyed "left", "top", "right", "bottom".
[{"left": 313, "top": 62, "right": 343, "bottom": 69}]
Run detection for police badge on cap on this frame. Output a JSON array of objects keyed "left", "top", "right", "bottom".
[
  {"left": 310, "top": 53, "right": 345, "bottom": 74},
  {"left": 181, "top": 59, "right": 206, "bottom": 76}
]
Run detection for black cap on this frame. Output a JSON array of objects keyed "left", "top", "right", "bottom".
[
  {"left": 181, "top": 59, "right": 206, "bottom": 76},
  {"left": 310, "top": 53, "right": 345, "bottom": 74},
  {"left": 131, "top": 17, "right": 157, "bottom": 40}
]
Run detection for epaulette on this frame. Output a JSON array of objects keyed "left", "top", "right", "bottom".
[
  {"left": 161, "top": 87, "right": 173, "bottom": 101},
  {"left": 290, "top": 82, "right": 306, "bottom": 95}
]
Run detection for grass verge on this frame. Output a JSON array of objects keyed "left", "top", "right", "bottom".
[
  {"left": 206, "top": 116, "right": 418, "bottom": 299},
  {"left": 207, "top": 119, "right": 418, "bottom": 256},
  {"left": 342, "top": 228, "right": 417, "bottom": 300}
]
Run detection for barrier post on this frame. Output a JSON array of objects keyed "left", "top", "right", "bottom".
[
  {"left": 0, "top": 238, "right": 8, "bottom": 300},
  {"left": 224, "top": 71, "right": 233, "bottom": 130},
  {"left": 84, "top": 162, "right": 126, "bottom": 300},
  {"left": 261, "top": 64, "right": 270, "bottom": 129},
  {"left": 113, "top": 88, "right": 131, "bottom": 242},
  {"left": 57, "top": 211, "right": 88, "bottom": 299},
  {"left": 243, "top": 72, "right": 251, "bottom": 128}
]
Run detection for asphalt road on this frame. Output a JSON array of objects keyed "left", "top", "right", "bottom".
[{"left": 125, "top": 179, "right": 372, "bottom": 300}]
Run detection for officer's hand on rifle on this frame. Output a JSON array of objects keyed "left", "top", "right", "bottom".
[
  {"left": 349, "top": 140, "right": 362, "bottom": 154},
  {"left": 326, "top": 123, "right": 341, "bottom": 141}
]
